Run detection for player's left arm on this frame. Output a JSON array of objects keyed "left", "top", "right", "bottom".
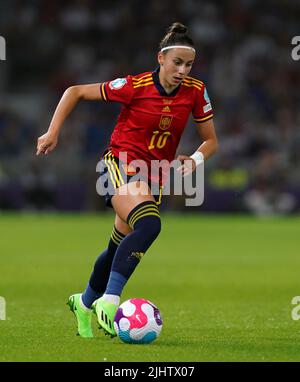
[
  {"left": 194, "top": 118, "right": 218, "bottom": 160},
  {"left": 177, "top": 118, "right": 218, "bottom": 175}
]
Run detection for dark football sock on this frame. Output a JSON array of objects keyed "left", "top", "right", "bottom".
[
  {"left": 105, "top": 201, "right": 161, "bottom": 296},
  {"left": 81, "top": 226, "right": 126, "bottom": 308}
]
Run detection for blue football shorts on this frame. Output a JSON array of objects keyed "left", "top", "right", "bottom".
[{"left": 97, "top": 149, "right": 163, "bottom": 208}]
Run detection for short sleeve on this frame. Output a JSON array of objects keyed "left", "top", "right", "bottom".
[
  {"left": 100, "top": 75, "right": 134, "bottom": 105},
  {"left": 192, "top": 85, "right": 214, "bottom": 124}
]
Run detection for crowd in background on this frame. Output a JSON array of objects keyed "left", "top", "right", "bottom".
[{"left": 0, "top": 0, "right": 299, "bottom": 214}]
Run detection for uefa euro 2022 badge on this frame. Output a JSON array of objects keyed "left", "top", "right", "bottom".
[
  {"left": 109, "top": 78, "right": 127, "bottom": 90},
  {"left": 203, "top": 88, "right": 212, "bottom": 113}
]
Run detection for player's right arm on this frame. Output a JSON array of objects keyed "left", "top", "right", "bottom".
[{"left": 36, "top": 84, "right": 101, "bottom": 155}]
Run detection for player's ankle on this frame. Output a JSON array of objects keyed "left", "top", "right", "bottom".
[{"left": 102, "top": 293, "right": 120, "bottom": 305}]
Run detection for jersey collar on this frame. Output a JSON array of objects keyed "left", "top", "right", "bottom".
[{"left": 152, "top": 67, "right": 181, "bottom": 97}]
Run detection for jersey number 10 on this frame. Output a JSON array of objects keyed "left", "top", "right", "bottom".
[{"left": 148, "top": 131, "right": 171, "bottom": 150}]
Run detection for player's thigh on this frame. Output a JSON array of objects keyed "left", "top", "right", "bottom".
[
  {"left": 114, "top": 214, "right": 132, "bottom": 236},
  {"left": 112, "top": 180, "right": 156, "bottom": 223}
]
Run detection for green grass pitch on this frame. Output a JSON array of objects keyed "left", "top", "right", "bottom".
[{"left": 0, "top": 213, "right": 300, "bottom": 362}]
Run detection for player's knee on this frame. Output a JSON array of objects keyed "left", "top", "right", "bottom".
[
  {"left": 143, "top": 213, "right": 161, "bottom": 240},
  {"left": 127, "top": 201, "right": 161, "bottom": 241},
  {"left": 135, "top": 214, "right": 161, "bottom": 242}
]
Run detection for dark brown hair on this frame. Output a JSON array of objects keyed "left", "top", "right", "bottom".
[{"left": 159, "top": 22, "right": 195, "bottom": 52}]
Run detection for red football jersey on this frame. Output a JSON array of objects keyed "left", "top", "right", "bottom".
[{"left": 99, "top": 68, "right": 213, "bottom": 184}]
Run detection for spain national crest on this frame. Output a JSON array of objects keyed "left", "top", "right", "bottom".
[{"left": 159, "top": 115, "right": 173, "bottom": 130}]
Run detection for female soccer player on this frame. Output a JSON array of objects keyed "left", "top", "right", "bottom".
[{"left": 36, "top": 22, "right": 218, "bottom": 338}]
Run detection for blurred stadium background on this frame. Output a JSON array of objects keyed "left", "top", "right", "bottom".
[{"left": 1, "top": 0, "right": 299, "bottom": 215}]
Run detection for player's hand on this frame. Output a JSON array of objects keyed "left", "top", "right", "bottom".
[
  {"left": 36, "top": 132, "right": 58, "bottom": 155},
  {"left": 176, "top": 154, "right": 196, "bottom": 177}
]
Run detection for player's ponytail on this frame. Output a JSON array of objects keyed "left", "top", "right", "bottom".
[{"left": 159, "top": 22, "right": 195, "bottom": 52}]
